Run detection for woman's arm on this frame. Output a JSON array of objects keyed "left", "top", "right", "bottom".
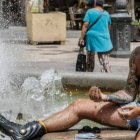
[
  {"left": 80, "top": 9, "right": 90, "bottom": 40},
  {"left": 79, "top": 22, "right": 89, "bottom": 47},
  {"left": 108, "top": 25, "right": 111, "bottom": 31},
  {"left": 81, "top": 22, "right": 89, "bottom": 39}
]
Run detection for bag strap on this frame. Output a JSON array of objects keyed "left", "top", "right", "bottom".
[
  {"left": 86, "top": 11, "right": 104, "bottom": 32},
  {"left": 79, "top": 47, "right": 85, "bottom": 54}
]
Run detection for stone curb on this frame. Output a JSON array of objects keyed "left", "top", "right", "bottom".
[
  {"left": 11, "top": 71, "right": 127, "bottom": 91},
  {"left": 60, "top": 72, "right": 127, "bottom": 91}
]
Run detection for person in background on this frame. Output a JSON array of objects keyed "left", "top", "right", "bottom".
[
  {"left": 0, "top": 45, "right": 140, "bottom": 140},
  {"left": 135, "top": 6, "right": 140, "bottom": 22},
  {"left": 79, "top": 0, "right": 113, "bottom": 72}
]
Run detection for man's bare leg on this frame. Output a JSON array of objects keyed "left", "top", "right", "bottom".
[
  {"left": 0, "top": 99, "right": 128, "bottom": 140},
  {"left": 43, "top": 99, "right": 128, "bottom": 132}
]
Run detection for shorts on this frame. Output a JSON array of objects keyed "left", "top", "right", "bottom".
[{"left": 121, "top": 101, "right": 140, "bottom": 130}]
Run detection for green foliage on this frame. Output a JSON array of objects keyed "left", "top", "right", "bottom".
[
  {"left": 104, "top": 4, "right": 112, "bottom": 8},
  {"left": 131, "top": 21, "right": 140, "bottom": 26}
]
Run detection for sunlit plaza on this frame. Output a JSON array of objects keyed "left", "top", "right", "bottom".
[{"left": 0, "top": 0, "right": 139, "bottom": 140}]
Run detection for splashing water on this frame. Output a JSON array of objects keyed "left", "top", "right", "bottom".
[
  {"left": 0, "top": 0, "right": 26, "bottom": 29},
  {"left": 0, "top": 69, "right": 69, "bottom": 122},
  {"left": 20, "top": 69, "right": 69, "bottom": 120},
  {"left": 0, "top": 2, "right": 69, "bottom": 123},
  {"left": 0, "top": 40, "right": 20, "bottom": 120}
]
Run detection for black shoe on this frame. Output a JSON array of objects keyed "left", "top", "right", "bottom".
[
  {"left": 78, "top": 126, "right": 101, "bottom": 134},
  {"left": 78, "top": 126, "right": 92, "bottom": 133},
  {"left": 0, "top": 114, "right": 46, "bottom": 140},
  {"left": 92, "top": 127, "right": 101, "bottom": 133}
]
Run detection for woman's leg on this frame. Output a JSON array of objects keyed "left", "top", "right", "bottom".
[
  {"left": 43, "top": 99, "right": 128, "bottom": 132},
  {"left": 97, "top": 52, "right": 111, "bottom": 72},
  {"left": 86, "top": 51, "right": 95, "bottom": 72}
]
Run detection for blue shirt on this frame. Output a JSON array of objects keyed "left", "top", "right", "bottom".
[{"left": 83, "top": 8, "right": 113, "bottom": 52}]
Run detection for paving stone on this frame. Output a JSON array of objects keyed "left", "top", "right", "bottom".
[{"left": 41, "top": 129, "right": 135, "bottom": 140}]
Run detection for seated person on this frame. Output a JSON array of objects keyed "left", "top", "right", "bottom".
[
  {"left": 0, "top": 45, "right": 139, "bottom": 140},
  {"left": 0, "top": 39, "right": 139, "bottom": 139}
]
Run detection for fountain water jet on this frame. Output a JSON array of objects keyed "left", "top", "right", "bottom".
[
  {"left": 0, "top": 62, "right": 69, "bottom": 122},
  {"left": 20, "top": 69, "right": 69, "bottom": 121}
]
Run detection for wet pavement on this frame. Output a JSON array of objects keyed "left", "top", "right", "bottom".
[{"left": 0, "top": 26, "right": 140, "bottom": 76}]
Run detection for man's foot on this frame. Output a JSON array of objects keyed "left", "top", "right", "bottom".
[
  {"left": 0, "top": 114, "right": 46, "bottom": 140},
  {"left": 0, "top": 114, "right": 22, "bottom": 139}
]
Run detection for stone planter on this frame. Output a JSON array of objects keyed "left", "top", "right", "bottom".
[{"left": 26, "top": 3, "right": 66, "bottom": 45}]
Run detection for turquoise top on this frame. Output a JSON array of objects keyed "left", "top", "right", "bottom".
[{"left": 83, "top": 8, "right": 113, "bottom": 52}]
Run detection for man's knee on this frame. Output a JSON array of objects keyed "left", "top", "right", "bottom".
[{"left": 70, "top": 99, "right": 84, "bottom": 114}]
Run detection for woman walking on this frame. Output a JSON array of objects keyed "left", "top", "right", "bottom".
[{"left": 80, "top": 0, "right": 113, "bottom": 72}]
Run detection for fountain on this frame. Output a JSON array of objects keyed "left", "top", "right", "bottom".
[
  {"left": 0, "top": 68, "right": 69, "bottom": 122},
  {"left": 0, "top": 34, "right": 69, "bottom": 120},
  {"left": 0, "top": 1, "right": 136, "bottom": 140},
  {"left": 110, "top": 0, "right": 132, "bottom": 58}
]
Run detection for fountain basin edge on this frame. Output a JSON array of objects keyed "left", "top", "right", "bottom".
[{"left": 12, "top": 71, "right": 127, "bottom": 91}]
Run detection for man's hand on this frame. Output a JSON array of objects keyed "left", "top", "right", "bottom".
[
  {"left": 117, "top": 106, "right": 140, "bottom": 120},
  {"left": 89, "top": 86, "right": 108, "bottom": 102}
]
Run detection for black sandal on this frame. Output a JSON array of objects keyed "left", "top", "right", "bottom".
[
  {"left": 78, "top": 126, "right": 92, "bottom": 133},
  {"left": 78, "top": 126, "right": 101, "bottom": 133},
  {"left": 92, "top": 127, "right": 101, "bottom": 133}
]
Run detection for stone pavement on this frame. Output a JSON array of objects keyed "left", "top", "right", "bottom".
[
  {"left": 41, "top": 129, "right": 135, "bottom": 140},
  {"left": 0, "top": 26, "right": 140, "bottom": 76}
]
